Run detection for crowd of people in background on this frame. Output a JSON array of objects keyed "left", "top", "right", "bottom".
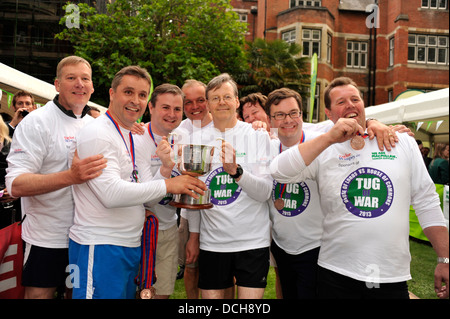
[{"left": 0, "top": 56, "right": 448, "bottom": 300}]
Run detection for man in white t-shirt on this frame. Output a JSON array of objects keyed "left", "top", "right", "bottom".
[
  {"left": 176, "top": 80, "right": 213, "bottom": 299},
  {"left": 5, "top": 56, "right": 107, "bottom": 299},
  {"left": 134, "top": 83, "right": 185, "bottom": 299},
  {"left": 69, "top": 66, "right": 206, "bottom": 299},
  {"left": 185, "top": 74, "right": 273, "bottom": 299},
  {"left": 270, "top": 77, "right": 449, "bottom": 299}
]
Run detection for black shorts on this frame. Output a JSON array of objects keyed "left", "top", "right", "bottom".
[
  {"left": 317, "top": 266, "right": 410, "bottom": 299},
  {"left": 22, "top": 243, "right": 69, "bottom": 288},
  {"left": 198, "top": 247, "right": 270, "bottom": 290}
]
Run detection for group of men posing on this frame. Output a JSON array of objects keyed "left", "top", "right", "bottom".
[{"left": 5, "top": 56, "right": 448, "bottom": 300}]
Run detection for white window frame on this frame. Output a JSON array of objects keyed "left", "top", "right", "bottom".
[
  {"left": 326, "top": 33, "right": 332, "bottom": 63},
  {"left": 421, "top": 0, "right": 448, "bottom": 9},
  {"left": 389, "top": 37, "right": 395, "bottom": 67},
  {"left": 302, "top": 28, "right": 321, "bottom": 58},
  {"left": 290, "top": 0, "right": 321, "bottom": 8},
  {"left": 408, "top": 34, "right": 449, "bottom": 65},
  {"left": 346, "top": 40, "right": 368, "bottom": 68},
  {"left": 282, "top": 29, "right": 296, "bottom": 44},
  {"left": 237, "top": 13, "right": 247, "bottom": 23}
]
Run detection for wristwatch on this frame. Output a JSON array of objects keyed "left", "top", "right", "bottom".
[
  {"left": 230, "top": 164, "right": 243, "bottom": 179},
  {"left": 437, "top": 257, "right": 449, "bottom": 264}
]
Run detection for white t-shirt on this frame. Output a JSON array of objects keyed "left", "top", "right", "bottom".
[
  {"left": 269, "top": 130, "right": 324, "bottom": 255},
  {"left": 134, "top": 123, "right": 181, "bottom": 231},
  {"left": 69, "top": 115, "right": 167, "bottom": 248},
  {"left": 270, "top": 131, "right": 446, "bottom": 283},
  {"left": 5, "top": 100, "right": 93, "bottom": 248},
  {"left": 186, "top": 121, "right": 273, "bottom": 252}
]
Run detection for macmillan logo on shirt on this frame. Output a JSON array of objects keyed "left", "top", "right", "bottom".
[
  {"left": 371, "top": 151, "right": 397, "bottom": 160},
  {"left": 205, "top": 167, "right": 242, "bottom": 206},
  {"left": 341, "top": 167, "right": 394, "bottom": 218},
  {"left": 272, "top": 181, "right": 310, "bottom": 217}
]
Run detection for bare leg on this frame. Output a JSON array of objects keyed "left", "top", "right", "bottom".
[
  {"left": 24, "top": 286, "right": 56, "bottom": 299},
  {"left": 237, "top": 286, "right": 265, "bottom": 299}
]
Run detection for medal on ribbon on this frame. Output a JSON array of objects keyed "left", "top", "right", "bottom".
[
  {"left": 350, "top": 132, "right": 369, "bottom": 150},
  {"left": 135, "top": 215, "right": 158, "bottom": 299},
  {"left": 274, "top": 184, "right": 286, "bottom": 210},
  {"left": 273, "top": 134, "right": 304, "bottom": 210},
  {"left": 106, "top": 111, "right": 139, "bottom": 182}
]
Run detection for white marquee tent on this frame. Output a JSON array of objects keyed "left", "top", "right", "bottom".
[{"left": 365, "top": 88, "right": 449, "bottom": 144}]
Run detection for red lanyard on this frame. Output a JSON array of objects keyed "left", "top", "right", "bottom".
[{"left": 106, "top": 111, "right": 138, "bottom": 181}]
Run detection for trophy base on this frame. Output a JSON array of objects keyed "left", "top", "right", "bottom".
[
  {"left": 169, "top": 190, "right": 213, "bottom": 210},
  {"left": 169, "top": 201, "right": 213, "bottom": 209}
]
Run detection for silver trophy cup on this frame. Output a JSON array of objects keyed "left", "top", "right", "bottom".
[{"left": 170, "top": 143, "right": 215, "bottom": 209}]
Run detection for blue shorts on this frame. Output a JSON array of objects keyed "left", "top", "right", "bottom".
[{"left": 69, "top": 239, "right": 141, "bottom": 299}]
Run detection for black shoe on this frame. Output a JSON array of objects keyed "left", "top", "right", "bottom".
[{"left": 176, "top": 265, "right": 185, "bottom": 280}]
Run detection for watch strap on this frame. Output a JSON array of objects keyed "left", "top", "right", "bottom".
[{"left": 230, "top": 164, "right": 243, "bottom": 179}]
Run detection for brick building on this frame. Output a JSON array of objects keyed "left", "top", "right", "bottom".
[{"left": 231, "top": 0, "right": 449, "bottom": 122}]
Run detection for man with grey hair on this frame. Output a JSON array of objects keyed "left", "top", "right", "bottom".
[{"left": 184, "top": 73, "right": 273, "bottom": 299}]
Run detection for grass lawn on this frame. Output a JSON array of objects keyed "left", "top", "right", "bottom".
[{"left": 171, "top": 238, "right": 440, "bottom": 299}]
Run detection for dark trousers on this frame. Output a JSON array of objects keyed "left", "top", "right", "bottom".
[
  {"left": 270, "top": 240, "right": 320, "bottom": 299},
  {"left": 317, "top": 266, "right": 410, "bottom": 299}
]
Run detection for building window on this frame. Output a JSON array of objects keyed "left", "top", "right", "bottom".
[
  {"left": 282, "top": 29, "right": 296, "bottom": 44},
  {"left": 237, "top": 13, "right": 247, "bottom": 23},
  {"left": 388, "top": 90, "right": 394, "bottom": 102},
  {"left": 326, "top": 34, "right": 332, "bottom": 63},
  {"left": 408, "top": 34, "right": 449, "bottom": 65},
  {"left": 302, "top": 29, "right": 321, "bottom": 57},
  {"left": 290, "top": 0, "right": 321, "bottom": 7},
  {"left": 346, "top": 41, "right": 368, "bottom": 68},
  {"left": 389, "top": 37, "right": 395, "bottom": 67},
  {"left": 305, "top": 83, "right": 320, "bottom": 123},
  {"left": 421, "top": 0, "right": 448, "bottom": 9}
]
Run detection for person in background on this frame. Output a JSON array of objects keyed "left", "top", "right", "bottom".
[
  {"left": 0, "top": 114, "right": 14, "bottom": 228},
  {"left": 87, "top": 106, "right": 101, "bottom": 118},
  {"left": 421, "top": 146, "right": 433, "bottom": 169},
  {"left": 7, "top": 90, "right": 37, "bottom": 137},
  {"left": 429, "top": 143, "right": 449, "bottom": 185},
  {"left": 240, "top": 93, "right": 270, "bottom": 130}
]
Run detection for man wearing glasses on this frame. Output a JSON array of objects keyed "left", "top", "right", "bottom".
[
  {"left": 265, "top": 88, "right": 324, "bottom": 299},
  {"left": 270, "top": 78, "right": 448, "bottom": 299},
  {"left": 266, "top": 87, "right": 411, "bottom": 298},
  {"left": 184, "top": 73, "right": 273, "bottom": 299}
]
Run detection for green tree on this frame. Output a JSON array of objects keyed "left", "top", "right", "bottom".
[
  {"left": 237, "top": 38, "right": 310, "bottom": 97},
  {"left": 56, "top": 0, "right": 248, "bottom": 106}
]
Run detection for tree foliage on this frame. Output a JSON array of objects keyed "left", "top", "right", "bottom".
[
  {"left": 56, "top": 0, "right": 248, "bottom": 105},
  {"left": 237, "top": 38, "right": 310, "bottom": 97}
]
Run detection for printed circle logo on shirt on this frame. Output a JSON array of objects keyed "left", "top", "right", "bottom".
[
  {"left": 341, "top": 167, "right": 394, "bottom": 218},
  {"left": 205, "top": 167, "right": 242, "bottom": 206},
  {"left": 272, "top": 181, "right": 310, "bottom": 217}
]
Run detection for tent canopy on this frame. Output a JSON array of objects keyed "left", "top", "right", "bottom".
[{"left": 365, "top": 88, "right": 449, "bottom": 143}]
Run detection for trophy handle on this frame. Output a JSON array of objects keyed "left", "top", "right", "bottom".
[{"left": 168, "top": 132, "right": 178, "bottom": 146}]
